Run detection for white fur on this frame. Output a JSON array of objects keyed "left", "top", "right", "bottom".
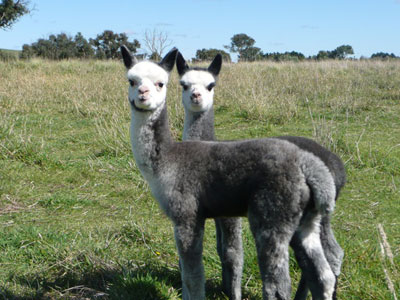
[
  {"left": 298, "top": 216, "right": 336, "bottom": 300},
  {"left": 127, "top": 61, "right": 177, "bottom": 214},
  {"left": 180, "top": 70, "right": 215, "bottom": 113},
  {"left": 127, "top": 61, "right": 169, "bottom": 111}
]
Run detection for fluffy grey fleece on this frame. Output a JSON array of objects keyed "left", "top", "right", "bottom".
[
  {"left": 121, "top": 46, "right": 339, "bottom": 300},
  {"left": 177, "top": 52, "right": 345, "bottom": 300}
]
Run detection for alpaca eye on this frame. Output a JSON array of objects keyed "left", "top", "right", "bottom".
[
  {"left": 156, "top": 82, "right": 164, "bottom": 88},
  {"left": 180, "top": 81, "right": 189, "bottom": 91},
  {"left": 129, "top": 80, "right": 135, "bottom": 87},
  {"left": 207, "top": 83, "right": 215, "bottom": 91}
]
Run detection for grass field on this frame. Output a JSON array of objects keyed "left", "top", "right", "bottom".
[{"left": 0, "top": 59, "right": 399, "bottom": 299}]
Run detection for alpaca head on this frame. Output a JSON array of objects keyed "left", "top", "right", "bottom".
[
  {"left": 176, "top": 52, "right": 222, "bottom": 113},
  {"left": 121, "top": 45, "right": 178, "bottom": 111}
]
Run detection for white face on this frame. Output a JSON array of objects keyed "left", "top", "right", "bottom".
[
  {"left": 126, "top": 61, "right": 169, "bottom": 111},
  {"left": 180, "top": 70, "right": 216, "bottom": 113}
]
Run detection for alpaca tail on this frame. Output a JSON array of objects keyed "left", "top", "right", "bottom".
[{"left": 299, "top": 151, "right": 336, "bottom": 215}]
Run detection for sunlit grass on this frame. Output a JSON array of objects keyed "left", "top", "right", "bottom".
[{"left": 0, "top": 59, "right": 399, "bottom": 299}]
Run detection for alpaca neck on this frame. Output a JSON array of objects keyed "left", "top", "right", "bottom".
[
  {"left": 130, "top": 102, "right": 173, "bottom": 177},
  {"left": 183, "top": 107, "right": 215, "bottom": 141}
]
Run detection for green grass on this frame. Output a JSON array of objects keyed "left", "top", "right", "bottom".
[{"left": 1, "top": 59, "right": 399, "bottom": 299}]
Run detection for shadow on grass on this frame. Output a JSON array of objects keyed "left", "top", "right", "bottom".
[{"left": 2, "top": 263, "right": 252, "bottom": 299}]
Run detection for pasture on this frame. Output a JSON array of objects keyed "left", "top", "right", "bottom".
[{"left": 0, "top": 59, "right": 399, "bottom": 299}]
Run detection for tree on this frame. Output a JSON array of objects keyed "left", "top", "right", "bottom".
[
  {"left": 143, "top": 29, "right": 172, "bottom": 61},
  {"left": 32, "top": 38, "right": 56, "bottom": 59},
  {"left": 195, "top": 48, "right": 231, "bottom": 62},
  {"left": 239, "top": 46, "right": 262, "bottom": 62},
  {"left": 50, "top": 33, "right": 77, "bottom": 59},
  {"left": 371, "top": 52, "right": 398, "bottom": 60},
  {"left": 90, "top": 30, "right": 140, "bottom": 59},
  {"left": 24, "top": 33, "right": 77, "bottom": 60},
  {"left": 74, "top": 32, "right": 94, "bottom": 59},
  {"left": 20, "top": 43, "right": 34, "bottom": 59},
  {"left": 225, "top": 33, "right": 256, "bottom": 60},
  {"left": 0, "top": 0, "right": 30, "bottom": 29},
  {"left": 316, "top": 50, "right": 329, "bottom": 60},
  {"left": 263, "top": 51, "right": 305, "bottom": 62},
  {"left": 330, "top": 45, "right": 354, "bottom": 59},
  {"left": 316, "top": 45, "right": 354, "bottom": 60}
]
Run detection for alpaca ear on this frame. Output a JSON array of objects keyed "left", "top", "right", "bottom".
[
  {"left": 176, "top": 51, "right": 189, "bottom": 77},
  {"left": 120, "top": 45, "right": 138, "bottom": 69},
  {"left": 208, "top": 53, "right": 222, "bottom": 77},
  {"left": 159, "top": 48, "right": 178, "bottom": 73}
]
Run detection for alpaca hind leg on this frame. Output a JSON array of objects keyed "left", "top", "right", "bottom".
[
  {"left": 174, "top": 219, "right": 206, "bottom": 300},
  {"left": 320, "top": 215, "right": 343, "bottom": 277},
  {"left": 292, "top": 215, "right": 343, "bottom": 300},
  {"left": 319, "top": 215, "right": 343, "bottom": 300},
  {"left": 292, "top": 213, "right": 336, "bottom": 300},
  {"left": 215, "top": 217, "right": 243, "bottom": 300}
]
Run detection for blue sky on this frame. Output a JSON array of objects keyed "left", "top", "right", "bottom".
[{"left": 1, "top": 0, "right": 400, "bottom": 60}]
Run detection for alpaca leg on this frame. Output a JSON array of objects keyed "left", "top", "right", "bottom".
[
  {"left": 174, "top": 219, "right": 206, "bottom": 300},
  {"left": 320, "top": 215, "right": 343, "bottom": 277},
  {"left": 292, "top": 215, "right": 343, "bottom": 300},
  {"left": 215, "top": 217, "right": 243, "bottom": 300},
  {"left": 250, "top": 226, "right": 292, "bottom": 300},
  {"left": 247, "top": 209, "right": 295, "bottom": 299},
  {"left": 319, "top": 215, "right": 343, "bottom": 300},
  {"left": 293, "top": 274, "right": 309, "bottom": 300},
  {"left": 292, "top": 213, "right": 336, "bottom": 300}
]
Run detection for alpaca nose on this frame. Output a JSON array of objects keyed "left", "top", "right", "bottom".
[
  {"left": 138, "top": 86, "right": 150, "bottom": 101},
  {"left": 139, "top": 86, "right": 150, "bottom": 95},
  {"left": 191, "top": 92, "right": 201, "bottom": 100}
]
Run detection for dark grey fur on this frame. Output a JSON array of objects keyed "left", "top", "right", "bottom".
[
  {"left": 121, "top": 47, "right": 337, "bottom": 300},
  {"left": 178, "top": 52, "right": 243, "bottom": 300},
  {"left": 177, "top": 53, "right": 345, "bottom": 300}
]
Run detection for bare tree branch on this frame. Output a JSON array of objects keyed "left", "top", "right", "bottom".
[{"left": 143, "top": 28, "right": 173, "bottom": 60}]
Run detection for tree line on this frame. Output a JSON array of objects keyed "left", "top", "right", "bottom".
[
  {"left": 18, "top": 31, "right": 141, "bottom": 60},
  {"left": 1, "top": 2, "right": 398, "bottom": 63},
  {"left": 222, "top": 33, "right": 399, "bottom": 62},
  {"left": 10, "top": 32, "right": 398, "bottom": 62}
]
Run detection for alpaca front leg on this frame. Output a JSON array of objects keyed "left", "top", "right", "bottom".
[
  {"left": 215, "top": 217, "right": 243, "bottom": 300},
  {"left": 174, "top": 220, "right": 206, "bottom": 300},
  {"left": 256, "top": 239, "right": 292, "bottom": 300},
  {"left": 248, "top": 220, "right": 292, "bottom": 299}
]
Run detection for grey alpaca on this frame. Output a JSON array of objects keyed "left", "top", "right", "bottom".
[
  {"left": 179, "top": 54, "right": 243, "bottom": 299},
  {"left": 120, "top": 45, "right": 337, "bottom": 300},
  {"left": 176, "top": 52, "right": 345, "bottom": 300}
]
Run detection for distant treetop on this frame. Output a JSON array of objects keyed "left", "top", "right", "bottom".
[
  {"left": 195, "top": 48, "right": 231, "bottom": 62},
  {"left": 0, "top": 0, "right": 31, "bottom": 29}
]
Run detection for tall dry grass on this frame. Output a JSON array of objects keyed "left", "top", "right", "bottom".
[{"left": 2, "top": 59, "right": 400, "bottom": 156}]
